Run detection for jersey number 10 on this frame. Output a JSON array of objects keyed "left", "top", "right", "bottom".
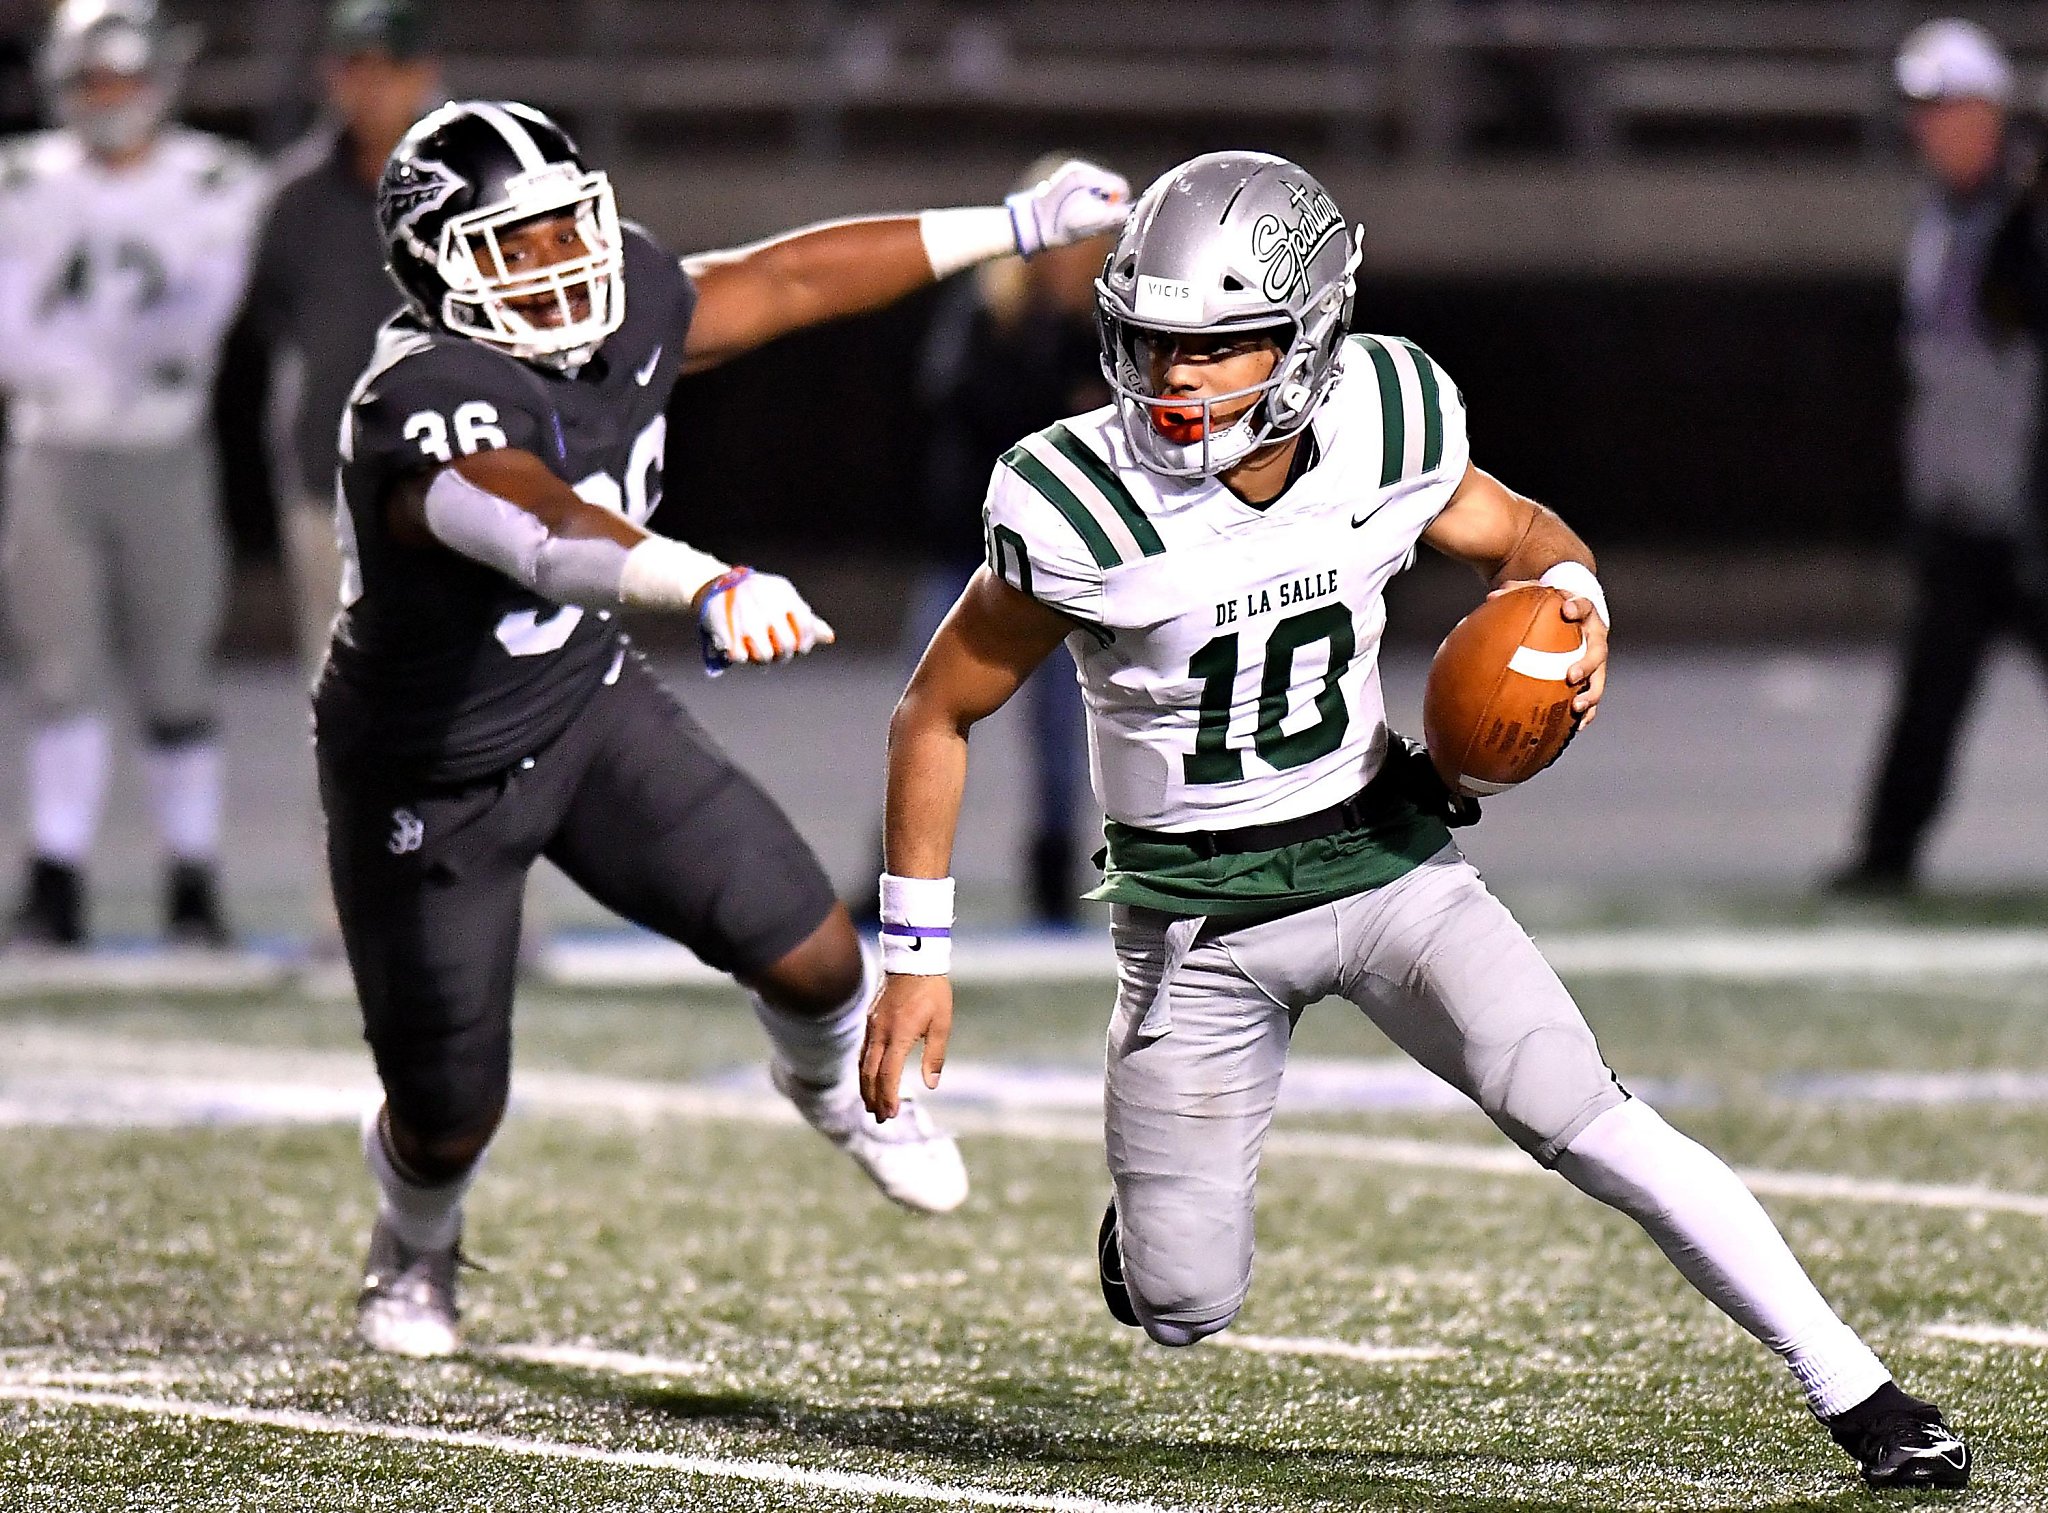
[{"left": 1186, "top": 603, "right": 1355, "bottom": 783}]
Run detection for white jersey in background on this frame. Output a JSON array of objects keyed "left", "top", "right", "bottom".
[
  {"left": 982, "top": 334, "right": 1469, "bottom": 834},
  {"left": 0, "top": 127, "right": 266, "bottom": 450}
]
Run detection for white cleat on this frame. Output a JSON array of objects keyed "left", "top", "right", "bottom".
[
  {"left": 356, "top": 1215, "right": 462, "bottom": 1358},
  {"left": 771, "top": 1060, "right": 970, "bottom": 1214}
]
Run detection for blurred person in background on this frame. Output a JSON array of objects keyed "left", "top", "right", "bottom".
[
  {"left": 1833, "top": 20, "right": 2048, "bottom": 897},
  {"left": 244, "top": 0, "right": 440, "bottom": 681},
  {"left": 0, "top": 0, "right": 266, "bottom": 948},
  {"left": 893, "top": 155, "right": 1110, "bottom": 923}
]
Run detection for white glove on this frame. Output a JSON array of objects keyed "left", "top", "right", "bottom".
[
  {"left": 1005, "top": 159, "right": 1131, "bottom": 256},
  {"left": 696, "top": 566, "right": 835, "bottom": 674}
]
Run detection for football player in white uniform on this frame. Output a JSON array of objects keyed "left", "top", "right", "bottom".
[
  {"left": 861, "top": 153, "right": 1970, "bottom": 1491},
  {"left": 0, "top": 0, "right": 266, "bottom": 947}
]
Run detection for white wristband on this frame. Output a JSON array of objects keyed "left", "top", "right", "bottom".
[
  {"left": 879, "top": 872, "right": 956, "bottom": 975},
  {"left": 918, "top": 206, "right": 1018, "bottom": 280},
  {"left": 619, "top": 536, "right": 729, "bottom": 612},
  {"left": 1539, "top": 561, "right": 1609, "bottom": 630}
]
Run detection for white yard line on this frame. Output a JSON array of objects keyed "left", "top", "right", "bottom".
[
  {"left": 0, "top": 1384, "right": 1180, "bottom": 1513},
  {"left": 1215, "top": 1335, "right": 1455, "bottom": 1364},
  {"left": 9, "top": 927, "right": 2048, "bottom": 1001},
  {"left": 8, "top": 1034, "right": 2048, "bottom": 1221},
  {"left": 542, "top": 928, "right": 2048, "bottom": 987},
  {"left": 485, "top": 1343, "right": 713, "bottom": 1379},
  {"left": 1921, "top": 1322, "right": 2048, "bottom": 1350},
  {"left": 1532, "top": 929, "right": 2048, "bottom": 980}
]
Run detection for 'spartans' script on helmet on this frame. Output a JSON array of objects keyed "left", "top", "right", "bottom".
[{"left": 1252, "top": 181, "right": 1344, "bottom": 301}]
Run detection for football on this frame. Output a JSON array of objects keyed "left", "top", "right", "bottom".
[{"left": 1422, "top": 585, "right": 1585, "bottom": 797}]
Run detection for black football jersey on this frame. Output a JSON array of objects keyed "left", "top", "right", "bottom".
[{"left": 317, "top": 227, "right": 694, "bottom": 783}]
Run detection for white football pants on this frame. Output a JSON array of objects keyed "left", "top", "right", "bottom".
[{"left": 1103, "top": 843, "right": 1888, "bottom": 1420}]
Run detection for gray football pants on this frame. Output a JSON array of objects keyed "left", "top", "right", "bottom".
[
  {"left": 0, "top": 441, "right": 226, "bottom": 739},
  {"left": 1105, "top": 847, "right": 1625, "bottom": 1341}
]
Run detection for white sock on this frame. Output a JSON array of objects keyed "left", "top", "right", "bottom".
[
  {"left": 1554, "top": 1098, "right": 1891, "bottom": 1419},
  {"left": 142, "top": 739, "right": 222, "bottom": 862},
  {"left": 751, "top": 940, "right": 876, "bottom": 1088},
  {"left": 362, "top": 1106, "right": 475, "bottom": 1253},
  {"left": 28, "top": 715, "right": 110, "bottom": 862}
]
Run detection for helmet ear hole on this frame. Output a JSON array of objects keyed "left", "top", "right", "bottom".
[
  {"left": 1271, "top": 351, "right": 1315, "bottom": 425},
  {"left": 1221, "top": 273, "right": 1246, "bottom": 292}
]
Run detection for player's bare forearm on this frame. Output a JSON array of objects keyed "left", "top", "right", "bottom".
[
  {"left": 680, "top": 216, "right": 934, "bottom": 373},
  {"left": 864, "top": 691, "right": 972, "bottom": 1121},
  {"left": 884, "top": 694, "right": 972, "bottom": 882},
  {"left": 862, "top": 573, "right": 1074, "bottom": 1121},
  {"left": 1421, "top": 463, "right": 1594, "bottom": 586},
  {"left": 1422, "top": 462, "right": 1609, "bottom": 723},
  {"left": 884, "top": 570, "right": 1070, "bottom": 874}
]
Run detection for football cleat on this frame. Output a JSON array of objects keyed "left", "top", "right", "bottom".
[
  {"left": 770, "top": 1060, "right": 968, "bottom": 1214},
  {"left": 1097, "top": 1198, "right": 1139, "bottom": 1327},
  {"left": 1825, "top": 1382, "right": 1971, "bottom": 1490},
  {"left": 165, "top": 860, "right": 233, "bottom": 949},
  {"left": 356, "top": 1215, "right": 464, "bottom": 1358},
  {"left": 8, "top": 857, "right": 85, "bottom": 948}
]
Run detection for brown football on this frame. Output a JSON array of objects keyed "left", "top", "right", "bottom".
[{"left": 1422, "top": 585, "right": 1585, "bottom": 797}]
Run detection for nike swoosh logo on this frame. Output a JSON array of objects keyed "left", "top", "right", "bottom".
[
  {"left": 1351, "top": 507, "right": 1381, "bottom": 527},
  {"left": 635, "top": 346, "right": 662, "bottom": 386}
]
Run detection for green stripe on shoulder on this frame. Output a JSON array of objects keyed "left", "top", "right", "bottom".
[
  {"left": 1046, "top": 424, "right": 1164, "bottom": 557},
  {"left": 1000, "top": 443, "right": 1121, "bottom": 568},
  {"left": 1393, "top": 338, "right": 1445, "bottom": 473},
  {"left": 1349, "top": 335, "right": 1405, "bottom": 487}
]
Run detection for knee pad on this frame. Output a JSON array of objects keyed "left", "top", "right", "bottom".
[
  {"left": 1478, "top": 1023, "right": 1626, "bottom": 1166},
  {"left": 370, "top": 1037, "right": 508, "bottom": 1173},
  {"left": 379, "top": 1104, "right": 499, "bottom": 1185},
  {"left": 1133, "top": 1296, "right": 1240, "bottom": 1349},
  {"left": 143, "top": 714, "right": 219, "bottom": 751},
  {"left": 1121, "top": 1228, "right": 1252, "bottom": 1347},
  {"left": 28, "top": 669, "right": 94, "bottom": 724}
]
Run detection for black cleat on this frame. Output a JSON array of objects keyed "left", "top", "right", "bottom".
[
  {"left": 9, "top": 856, "right": 85, "bottom": 948},
  {"left": 1097, "top": 1199, "right": 1138, "bottom": 1327},
  {"left": 166, "top": 860, "right": 233, "bottom": 949},
  {"left": 356, "top": 1215, "right": 465, "bottom": 1358},
  {"left": 1826, "top": 1382, "right": 1971, "bottom": 1490}
]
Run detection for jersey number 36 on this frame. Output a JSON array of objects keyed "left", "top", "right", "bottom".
[{"left": 397, "top": 403, "right": 668, "bottom": 658}]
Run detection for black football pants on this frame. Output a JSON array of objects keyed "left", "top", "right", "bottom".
[
  {"left": 318, "top": 652, "right": 838, "bottom": 1148},
  {"left": 1853, "top": 523, "right": 2048, "bottom": 876}
]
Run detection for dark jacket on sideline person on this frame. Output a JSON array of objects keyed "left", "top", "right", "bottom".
[{"left": 243, "top": 125, "right": 404, "bottom": 501}]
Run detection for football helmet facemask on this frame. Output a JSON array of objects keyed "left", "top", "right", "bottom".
[
  {"left": 1096, "top": 152, "right": 1361, "bottom": 479},
  {"left": 40, "top": 0, "right": 197, "bottom": 159},
  {"left": 379, "top": 100, "right": 625, "bottom": 371}
]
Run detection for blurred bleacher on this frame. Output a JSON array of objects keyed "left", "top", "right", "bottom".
[
  {"left": 174, "top": 2, "right": 2048, "bottom": 157},
  {"left": 4, "top": 1, "right": 2023, "bottom": 633},
  {"left": 158, "top": 1, "right": 2048, "bottom": 275}
]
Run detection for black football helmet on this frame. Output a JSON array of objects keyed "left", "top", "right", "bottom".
[{"left": 377, "top": 100, "right": 625, "bottom": 370}]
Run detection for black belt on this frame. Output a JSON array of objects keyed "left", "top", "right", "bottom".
[{"left": 1120, "top": 782, "right": 1391, "bottom": 860}]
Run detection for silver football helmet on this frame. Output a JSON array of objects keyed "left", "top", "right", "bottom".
[
  {"left": 39, "top": 0, "right": 197, "bottom": 159},
  {"left": 1096, "top": 152, "right": 1361, "bottom": 478}
]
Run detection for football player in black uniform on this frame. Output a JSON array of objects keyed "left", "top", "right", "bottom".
[{"left": 326, "top": 99, "right": 1128, "bottom": 1356}]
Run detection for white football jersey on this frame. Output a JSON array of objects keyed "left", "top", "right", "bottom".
[
  {"left": 0, "top": 128, "right": 266, "bottom": 449},
  {"left": 983, "top": 335, "right": 1469, "bottom": 832}
]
